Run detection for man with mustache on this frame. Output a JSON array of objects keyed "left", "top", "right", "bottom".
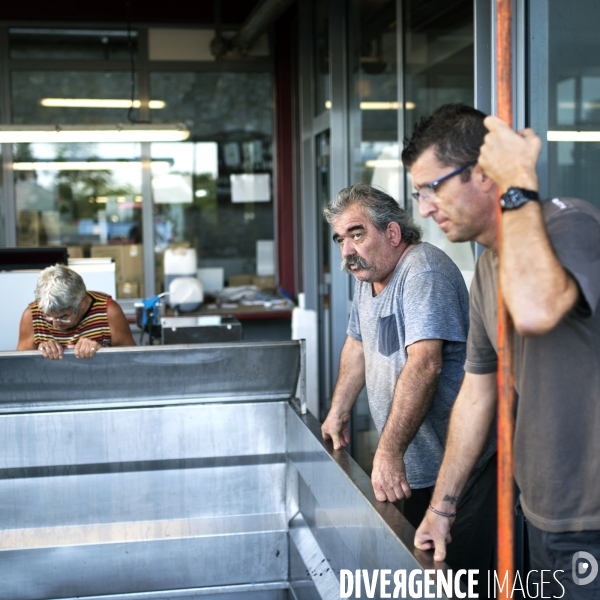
[{"left": 321, "top": 183, "right": 496, "bottom": 576}]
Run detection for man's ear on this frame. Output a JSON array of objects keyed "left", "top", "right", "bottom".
[
  {"left": 475, "top": 163, "right": 496, "bottom": 193},
  {"left": 387, "top": 222, "right": 402, "bottom": 247}
]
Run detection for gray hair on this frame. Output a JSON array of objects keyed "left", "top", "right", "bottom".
[
  {"left": 35, "top": 264, "right": 87, "bottom": 314},
  {"left": 324, "top": 183, "right": 422, "bottom": 245}
]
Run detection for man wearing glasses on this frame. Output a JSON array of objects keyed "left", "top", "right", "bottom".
[
  {"left": 403, "top": 103, "right": 600, "bottom": 597},
  {"left": 17, "top": 264, "right": 136, "bottom": 359},
  {"left": 321, "top": 182, "right": 496, "bottom": 581}
]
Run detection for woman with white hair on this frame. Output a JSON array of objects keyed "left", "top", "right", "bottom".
[{"left": 17, "top": 264, "right": 136, "bottom": 359}]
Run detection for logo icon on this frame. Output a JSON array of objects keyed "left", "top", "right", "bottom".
[{"left": 573, "top": 551, "right": 599, "bottom": 586}]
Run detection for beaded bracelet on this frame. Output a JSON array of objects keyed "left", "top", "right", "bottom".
[{"left": 428, "top": 504, "right": 457, "bottom": 518}]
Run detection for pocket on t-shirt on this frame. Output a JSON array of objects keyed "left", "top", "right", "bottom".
[{"left": 378, "top": 314, "right": 399, "bottom": 357}]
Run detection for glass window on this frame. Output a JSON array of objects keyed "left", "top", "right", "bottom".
[
  {"left": 9, "top": 28, "right": 135, "bottom": 61},
  {"left": 152, "top": 142, "right": 216, "bottom": 293},
  {"left": 348, "top": 0, "right": 398, "bottom": 476},
  {"left": 11, "top": 71, "right": 143, "bottom": 125},
  {"left": 14, "top": 142, "right": 144, "bottom": 299},
  {"left": 152, "top": 143, "right": 218, "bottom": 251},
  {"left": 350, "top": 0, "right": 399, "bottom": 200},
  {"left": 314, "top": 0, "right": 331, "bottom": 115},
  {"left": 0, "top": 149, "right": 3, "bottom": 247},
  {"left": 404, "top": 0, "right": 474, "bottom": 128},
  {"left": 315, "top": 132, "right": 331, "bottom": 402},
  {"left": 150, "top": 72, "right": 274, "bottom": 287},
  {"left": 348, "top": 0, "right": 475, "bottom": 475},
  {"left": 403, "top": 0, "right": 476, "bottom": 289},
  {"left": 543, "top": 1, "right": 600, "bottom": 209},
  {"left": 149, "top": 72, "right": 273, "bottom": 138}
]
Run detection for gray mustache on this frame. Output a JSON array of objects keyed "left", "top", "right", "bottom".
[{"left": 342, "top": 254, "right": 370, "bottom": 274}]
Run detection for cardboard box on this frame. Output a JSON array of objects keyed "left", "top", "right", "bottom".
[
  {"left": 91, "top": 244, "right": 143, "bottom": 284},
  {"left": 67, "top": 246, "right": 84, "bottom": 259},
  {"left": 252, "top": 275, "right": 275, "bottom": 289},
  {"left": 41, "top": 211, "right": 61, "bottom": 246},
  {"left": 117, "top": 281, "right": 141, "bottom": 299},
  {"left": 120, "top": 244, "right": 143, "bottom": 283},
  {"left": 228, "top": 274, "right": 253, "bottom": 287},
  {"left": 90, "top": 245, "right": 121, "bottom": 277},
  {"left": 17, "top": 211, "right": 40, "bottom": 246}
]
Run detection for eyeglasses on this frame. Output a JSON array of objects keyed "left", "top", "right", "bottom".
[
  {"left": 43, "top": 300, "right": 82, "bottom": 324},
  {"left": 44, "top": 312, "right": 76, "bottom": 324},
  {"left": 412, "top": 161, "right": 477, "bottom": 203}
]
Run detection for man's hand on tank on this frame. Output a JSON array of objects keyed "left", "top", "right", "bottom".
[
  {"left": 73, "top": 338, "right": 102, "bottom": 359},
  {"left": 414, "top": 509, "right": 454, "bottom": 562},
  {"left": 39, "top": 340, "right": 64, "bottom": 360},
  {"left": 321, "top": 410, "right": 351, "bottom": 450},
  {"left": 479, "top": 115, "right": 541, "bottom": 193},
  {"left": 371, "top": 449, "right": 412, "bottom": 503}
]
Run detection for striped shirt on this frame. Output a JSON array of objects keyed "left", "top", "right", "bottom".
[{"left": 30, "top": 291, "right": 112, "bottom": 348}]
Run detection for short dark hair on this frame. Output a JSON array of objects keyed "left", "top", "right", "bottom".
[
  {"left": 324, "top": 183, "right": 422, "bottom": 245},
  {"left": 402, "top": 104, "right": 488, "bottom": 181}
]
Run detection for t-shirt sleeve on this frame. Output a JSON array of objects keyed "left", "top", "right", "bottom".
[
  {"left": 546, "top": 208, "right": 600, "bottom": 317},
  {"left": 465, "top": 293, "right": 498, "bottom": 374},
  {"left": 465, "top": 258, "right": 498, "bottom": 374},
  {"left": 402, "top": 270, "right": 468, "bottom": 347},
  {"left": 347, "top": 285, "right": 362, "bottom": 342}
]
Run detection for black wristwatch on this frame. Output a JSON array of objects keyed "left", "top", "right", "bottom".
[{"left": 500, "top": 187, "right": 540, "bottom": 210}]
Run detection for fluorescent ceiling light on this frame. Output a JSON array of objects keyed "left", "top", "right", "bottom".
[
  {"left": 0, "top": 124, "right": 189, "bottom": 143},
  {"left": 360, "top": 101, "right": 416, "bottom": 110},
  {"left": 91, "top": 195, "right": 142, "bottom": 204},
  {"left": 361, "top": 101, "right": 398, "bottom": 110},
  {"left": 365, "top": 159, "right": 402, "bottom": 168},
  {"left": 10, "top": 28, "right": 134, "bottom": 38},
  {"left": 324, "top": 100, "right": 415, "bottom": 110},
  {"left": 558, "top": 101, "right": 600, "bottom": 110},
  {"left": 14, "top": 160, "right": 172, "bottom": 171},
  {"left": 41, "top": 98, "right": 166, "bottom": 109},
  {"left": 547, "top": 131, "right": 600, "bottom": 142}
]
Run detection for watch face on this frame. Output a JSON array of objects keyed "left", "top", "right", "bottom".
[
  {"left": 500, "top": 188, "right": 539, "bottom": 209},
  {"left": 500, "top": 189, "right": 521, "bottom": 208}
]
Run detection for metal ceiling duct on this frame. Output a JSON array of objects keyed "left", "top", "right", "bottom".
[
  {"left": 212, "top": 0, "right": 296, "bottom": 57},
  {"left": 231, "top": 0, "right": 295, "bottom": 52}
]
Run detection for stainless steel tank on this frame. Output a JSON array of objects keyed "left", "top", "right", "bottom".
[{"left": 0, "top": 342, "right": 448, "bottom": 599}]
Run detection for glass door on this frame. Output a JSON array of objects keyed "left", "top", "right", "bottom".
[
  {"left": 403, "top": 0, "right": 477, "bottom": 289},
  {"left": 530, "top": 0, "right": 600, "bottom": 207},
  {"left": 316, "top": 131, "right": 332, "bottom": 406}
]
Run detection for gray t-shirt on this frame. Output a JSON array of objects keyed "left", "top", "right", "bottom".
[
  {"left": 347, "top": 242, "right": 473, "bottom": 488},
  {"left": 466, "top": 197, "right": 600, "bottom": 532}
]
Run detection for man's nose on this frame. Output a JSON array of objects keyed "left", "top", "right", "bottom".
[
  {"left": 341, "top": 240, "right": 355, "bottom": 258},
  {"left": 418, "top": 199, "right": 436, "bottom": 219}
]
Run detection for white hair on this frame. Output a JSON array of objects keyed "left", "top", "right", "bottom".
[{"left": 34, "top": 264, "right": 87, "bottom": 314}]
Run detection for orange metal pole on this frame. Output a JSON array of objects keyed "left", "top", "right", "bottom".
[{"left": 496, "top": 0, "right": 515, "bottom": 596}]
